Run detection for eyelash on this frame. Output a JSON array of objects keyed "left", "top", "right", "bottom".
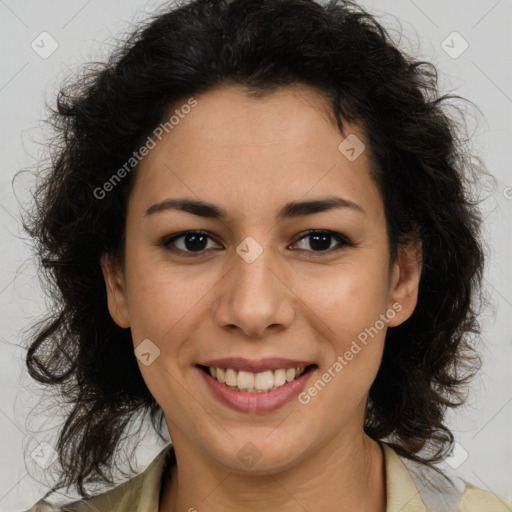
[{"left": 161, "top": 230, "right": 354, "bottom": 257}]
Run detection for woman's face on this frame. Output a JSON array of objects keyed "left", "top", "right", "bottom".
[{"left": 102, "top": 84, "right": 421, "bottom": 473}]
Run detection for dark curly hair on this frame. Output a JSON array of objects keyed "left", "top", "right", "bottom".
[{"left": 23, "top": 0, "right": 485, "bottom": 499}]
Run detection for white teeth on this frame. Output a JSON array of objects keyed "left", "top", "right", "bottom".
[
  {"left": 237, "top": 370, "right": 255, "bottom": 391},
  {"left": 207, "top": 366, "right": 308, "bottom": 392},
  {"left": 274, "top": 368, "right": 286, "bottom": 387},
  {"left": 225, "top": 368, "right": 237, "bottom": 387},
  {"left": 254, "top": 370, "right": 274, "bottom": 391},
  {"left": 285, "top": 368, "right": 296, "bottom": 382},
  {"left": 216, "top": 368, "right": 226, "bottom": 384}
]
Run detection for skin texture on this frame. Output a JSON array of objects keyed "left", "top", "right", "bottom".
[{"left": 101, "top": 84, "right": 422, "bottom": 512}]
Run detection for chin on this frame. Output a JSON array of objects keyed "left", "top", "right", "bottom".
[{"left": 203, "top": 430, "right": 315, "bottom": 475}]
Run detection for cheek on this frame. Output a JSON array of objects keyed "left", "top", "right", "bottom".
[
  {"left": 293, "top": 252, "right": 391, "bottom": 403},
  {"left": 138, "top": 361, "right": 202, "bottom": 442},
  {"left": 299, "top": 257, "right": 391, "bottom": 336},
  {"left": 297, "top": 265, "right": 389, "bottom": 413},
  {"left": 124, "top": 251, "right": 221, "bottom": 345}
]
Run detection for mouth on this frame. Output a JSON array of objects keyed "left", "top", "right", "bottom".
[
  {"left": 197, "top": 364, "right": 316, "bottom": 393},
  {"left": 196, "top": 357, "right": 318, "bottom": 413}
]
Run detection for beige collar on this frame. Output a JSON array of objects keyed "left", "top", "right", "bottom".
[
  {"left": 59, "top": 442, "right": 464, "bottom": 511},
  {"left": 382, "top": 443, "right": 428, "bottom": 512}
]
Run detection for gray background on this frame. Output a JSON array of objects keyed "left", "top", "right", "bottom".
[{"left": 1, "top": 0, "right": 511, "bottom": 510}]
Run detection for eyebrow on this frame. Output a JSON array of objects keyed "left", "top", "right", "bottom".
[{"left": 144, "top": 196, "right": 365, "bottom": 220}]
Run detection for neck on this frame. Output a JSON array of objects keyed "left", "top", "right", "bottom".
[{"left": 159, "top": 432, "right": 386, "bottom": 512}]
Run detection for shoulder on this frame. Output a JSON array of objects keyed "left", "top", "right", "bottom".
[
  {"left": 21, "top": 444, "right": 175, "bottom": 512},
  {"left": 21, "top": 474, "right": 148, "bottom": 512},
  {"left": 382, "top": 442, "right": 511, "bottom": 512},
  {"left": 459, "top": 482, "right": 512, "bottom": 512}
]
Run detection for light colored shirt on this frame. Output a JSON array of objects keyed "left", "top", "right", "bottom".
[{"left": 24, "top": 443, "right": 512, "bottom": 511}]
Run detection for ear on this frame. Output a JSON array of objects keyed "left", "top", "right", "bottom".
[
  {"left": 100, "top": 254, "right": 130, "bottom": 328},
  {"left": 386, "top": 239, "right": 422, "bottom": 327}
]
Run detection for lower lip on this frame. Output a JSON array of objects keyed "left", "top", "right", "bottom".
[{"left": 198, "top": 367, "right": 316, "bottom": 413}]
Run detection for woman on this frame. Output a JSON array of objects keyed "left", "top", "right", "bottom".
[{"left": 22, "top": 0, "right": 511, "bottom": 510}]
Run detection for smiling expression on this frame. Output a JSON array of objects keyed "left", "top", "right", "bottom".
[{"left": 101, "top": 83, "right": 421, "bottom": 473}]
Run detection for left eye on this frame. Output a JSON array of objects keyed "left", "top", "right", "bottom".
[{"left": 290, "top": 230, "right": 352, "bottom": 254}]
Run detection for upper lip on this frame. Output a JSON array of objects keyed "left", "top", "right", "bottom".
[{"left": 198, "top": 357, "right": 315, "bottom": 373}]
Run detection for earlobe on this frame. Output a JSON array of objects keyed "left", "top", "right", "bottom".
[
  {"left": 387, "top": 239, "right": 422, "bottom": 328},
  {"left": 100, "top": 254, "right": 131, "bottom": 328}
]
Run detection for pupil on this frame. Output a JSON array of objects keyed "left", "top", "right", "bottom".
[
  {"left": 310, "top": 232, "right": 331, "bottom": 251},
  {"left": 185, "top": 232, "right": 208, "bottom": 251}
]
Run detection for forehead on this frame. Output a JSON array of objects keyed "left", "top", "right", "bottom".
[
  {"left": 129, "top": 84, "right": 383, "bottom": 224},
  {"left": 162, "top": 84, "right": 339, "bottom": 155}
]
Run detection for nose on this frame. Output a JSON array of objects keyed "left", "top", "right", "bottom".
[{"left": 212, "top": 239, "right": 295, "bottom": 339}]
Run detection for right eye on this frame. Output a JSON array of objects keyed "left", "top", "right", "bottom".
[{"left": 161, "top": 230, "right": 222, "bottom": 257}]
